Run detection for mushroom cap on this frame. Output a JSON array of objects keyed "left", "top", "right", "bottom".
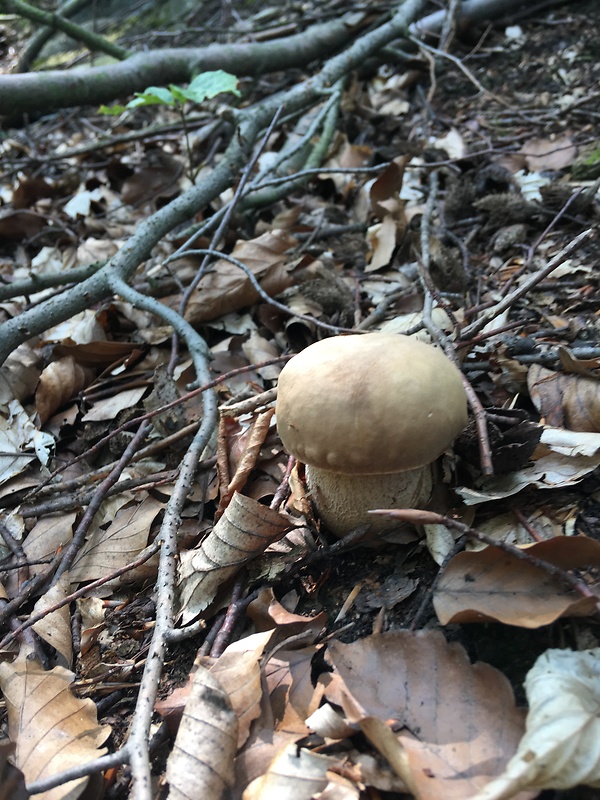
[{"left": 276, "top": 333, "right": 468, "bottom": 475}]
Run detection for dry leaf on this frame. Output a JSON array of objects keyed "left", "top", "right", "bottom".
[
  {"left": 31, "top": 573, "right": 73, "bottom": 668},
  {"left": 520, "top": 136, "right": 577, "bottom": 171},
  {"left": 208, "top": 630, "right": 275, "bottom": 747},
  {"left": 0, "top": 645, "right": 110, "bottom": 800},
  {"left": 469, "top": 648, "right": 600, "bottom": 799},
  {"left": 22, "top": 512, "right": 76, "bottom": 578},
  {"left": 320, "top": 631, "right": 529, "bottom": 800},
  {"left": 171, "top": 230, "right": 298, "bottom": 324},
  {"left": 0, "top": 344, "right": 41, "bottom": 405},
  {"left": 263, "top": 645, "right": 324, "bottom": 735},
  {"left": 178, "top": 492, "right": 290, "bottom": 622},
  {"left": 35, "top": 357, "right": 95, "bottom": 424},
  {"left": 457, "top": 427, "right": 600, "bottom": 505},
  {"left": 434, "top": 535, "right": 600, "bottom": 627},
  {"left": 216, "top": 409, "right": 275, "bottom": 517},
  {"left": 243, "top": 743, "right": 336, "bottom": 800},
  {"left": 69, "top": 494, "right": 163, "bottom": 584},
  {"left": 528, "top": 364, "right": 600, "bottom": 432},
  {"left": 165, "top": 665, "right": 238, "bottom": 800}
]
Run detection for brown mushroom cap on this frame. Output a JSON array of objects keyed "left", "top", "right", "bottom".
[{"left": 276, "top": 333, "right": 468, "bottom": 475}]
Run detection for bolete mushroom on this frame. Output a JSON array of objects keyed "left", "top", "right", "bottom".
[{"left": 275, "top": 333, "right": 468, "bottom": 538}]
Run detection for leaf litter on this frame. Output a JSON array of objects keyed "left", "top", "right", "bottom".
[{"left": 0, "top": 1, "right": 599, "bottom": 799}]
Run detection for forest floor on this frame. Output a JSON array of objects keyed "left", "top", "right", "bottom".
[{"left": 0, "top": 1, "right": 599, "bottom": 798}]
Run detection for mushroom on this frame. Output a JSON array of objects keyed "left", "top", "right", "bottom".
[{"left": 275, "top": 333, "right": 468, "bottom": 538}]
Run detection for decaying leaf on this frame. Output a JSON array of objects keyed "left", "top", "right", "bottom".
[
  {"left": 434, "top": 535, "right": 600, "bottom": 627},
  {"left": 320, "top": 631, "right": 530, "bottom": 800},
  {"left": 178, "top": 492, "right": 290, "bottom": 621},
  {"left": 528, "top": 363, "right": 600, "bottom": 432},
  {"left": 165, "top": 665, "right": 238, "bottom": 800},
  {"left": 469, "top": 648, "right": 600, "bottom": 799},
  {"left": 0, "top": 645, "right": 110, "bottom": 800}
]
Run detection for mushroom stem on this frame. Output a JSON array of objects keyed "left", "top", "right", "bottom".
[{"left": 305, "top": 464, "right": 434, "bottom": 539}]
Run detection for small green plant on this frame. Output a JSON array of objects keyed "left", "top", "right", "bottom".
[{"left": 100, "top": 70, "right": 240, "bottom": 181}]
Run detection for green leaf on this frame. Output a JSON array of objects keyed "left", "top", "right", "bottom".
[
  {"left": 98, "top": 104, "right": 128, "bottom": 115},
  {"left": 184, "top": 70, "right": 240, "bottom": 104},
  {"left": 168, "top": 85, "right": 189, "bottom": 105},
  {"left": 126, "top": 86, "right": 176, "bottom": 108}
]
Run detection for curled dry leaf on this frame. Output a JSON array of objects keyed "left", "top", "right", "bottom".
[
  {"left": 469, "top": 648, "right": 600, "bottom": 799},
  {"left": 319, "top": 631, "right": 530, "bottom": 800},
  {"left": 178, "top": 492, "right": 290, "bottom": 622},
  {"left": 528, "top": 363, "right": 600, "bottom": 432},
  {"left": 434, "top": 535, "right": 600, "bottom": 627},
  {"left": 165, "top": 665, "right": 238, "bottom": 800},
  {"left": 0, "top": 645, "right": 110, "bottom": 800},
  {"left": 35, "top": 356, "right": 95, "bottom": 424}
]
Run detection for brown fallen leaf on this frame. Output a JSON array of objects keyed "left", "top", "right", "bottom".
[
  {"left": 35, "top": 356, "right": 95, "bottom": 424},
  {"left": 168, "top": 229, "right": 298, "bottom": 324},
  {"left": 528, "top": 363, "right": 600, "bottom": 432},
  {"left": 320, "top": 630, "right": 532, "bottom": 800},
  {"left": 434, "top": 535, "right": 600, "bottom": 627},
  {"left": 0, "top": 645, "right": 110, "bottom": 800}
]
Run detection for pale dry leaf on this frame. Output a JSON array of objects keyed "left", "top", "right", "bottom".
[
  {"left": 207, "top": 630, "right": 275, "bottom": 748},
  {"left": 365, "top": 216, "right": 397, "bottom": 272},
  {"left": 178, "top": 492, "right": 290, "bottom": 622},
  {"left": 69, "top": 494, "right": 163, "bottom": 584},
  {"left": 0, "top": 343, "right": 41, "bottom": 405},
  {"left": 31, "top": 573, "right": 73, "bottom": 668},
  {"left": 520, "top": 136, "right": 577, "bottom": 171},
  {"left": 35, "top": 357, "right": 95, "bottom": 424},
  {"left": 42, "top": 310, "right": 106, "bottom": 345},
  {"left": 23, "top": 512, "right": 76, "bottom": 577},
  {"left": 434, "top": 536, "right": 600, "bottom": 627},
  {"left": 0, "top": 399, "right": 54, "bottom": 486},
  {"left": 80, "top": 386, "right": 147, "bottom": 422},
  {"left": 172, "top": 230, "right": 298, "bottom": 324},
  {"left": 243, "top": 743, "right": 336, "bottom": 800},
  {"left": 468, "top": 648, "right": 600, "bottom": 799},
  {"left": 0, "top": 645, "right": 110, "bottom": 800},
  {"left": 165, "top": 665, "right": 238, "bottom": 800},
  {"left": 320, "top": 631, "right": 529, "bottom": 800}
]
